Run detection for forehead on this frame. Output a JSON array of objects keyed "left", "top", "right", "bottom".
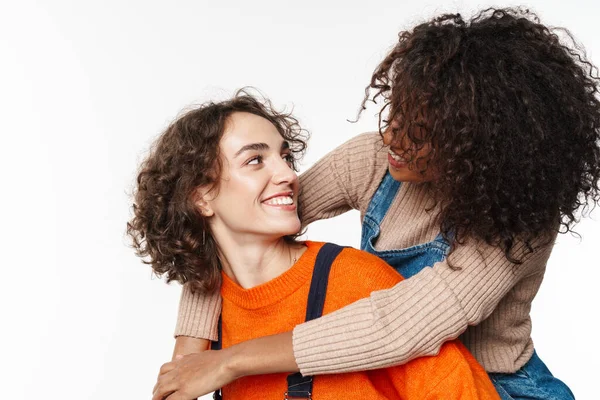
[{"left": 220, "top": 112, "right": 283, "bottom": 151}]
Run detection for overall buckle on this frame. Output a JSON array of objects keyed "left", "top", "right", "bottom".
[{"left": 284, "top": 391, "right": 312, "bottom": 400}]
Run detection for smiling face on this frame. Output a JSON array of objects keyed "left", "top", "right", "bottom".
[
  {"left": 201, "top": 112, "right": 301, "bottom": 244},
  {"left": 383, "top": 118, "right": 437, "bottom": 183}
]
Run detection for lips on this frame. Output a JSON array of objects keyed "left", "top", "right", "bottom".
[
  {"left": 263, "top": 195, "right": 294, "bottom": 206},
  {"left": 261, "top": 191, "right": 296, "bottom": 210},
  {"left": 262, "top": 191, "right": 294, "bottom": 202},
  {"left": 388, "top": 150, "right": 408, "bottom": 169}
]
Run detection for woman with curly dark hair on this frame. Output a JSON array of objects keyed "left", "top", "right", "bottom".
[
  {"left": 155, "top": 8, "right": 600, "bottom": 400},
  {"left": 131, "top": 91, "right": 500, "bottom": 399}
]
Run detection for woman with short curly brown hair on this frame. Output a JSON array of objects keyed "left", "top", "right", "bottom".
[
  {"left": 155, "top": 8, "right": 599, "bottom": 400},
  {"left": 127, "top": 90, "right": 307, "bottom": 293}
]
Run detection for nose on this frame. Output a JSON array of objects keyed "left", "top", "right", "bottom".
[
  {"left": 271, "top": 157, "right": 298, "bottom": 186},
  {"left": 382, "top": 126, "right": 393, "bottom": 146}
]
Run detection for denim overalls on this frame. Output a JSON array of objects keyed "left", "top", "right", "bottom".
[{"left": 360, "top": 171, "right": 575, "bottom": 400}]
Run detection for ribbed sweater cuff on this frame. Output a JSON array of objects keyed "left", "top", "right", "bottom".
[
  {"left": 174, "top": 285, "right": 221, "bottom": 341},
  {"left": 292, "top": 267, "right": 469, "bottom": 375}
]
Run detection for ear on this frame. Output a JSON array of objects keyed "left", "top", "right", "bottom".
[{"left": 192, "top": 186, "right": 215, "bottom": 217}]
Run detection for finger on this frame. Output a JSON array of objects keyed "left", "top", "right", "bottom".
[
  {"left": 174, "top": 354, "right": 184, "bottom": 360},
  {"left": 163, "top": 393, "right": 186, "bottom": 400},
  {"left": 159, "top": 361, "right": 176, "bottom": 377},
  {"left": 153, "top": 372, "right": 174, "bottom": 399},
  {"left": 152, "top": 386, "right": 175, "bottom": 400},
  {"left": 158, "top": 390, "right": 175, "bottom": 400},
  {"left": 152, "top": 379, "right": 177, "bottom": 400},
  {"left": 152, "top": 379, "right": 160, "bottom": 397}
]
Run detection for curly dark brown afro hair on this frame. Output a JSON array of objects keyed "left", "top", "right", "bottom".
[
  {"left": 127, "top": 90, "right": 308, "bottom": 292},
  {"left": 362, "top": 8, "right": 600, "bottom": 263}
]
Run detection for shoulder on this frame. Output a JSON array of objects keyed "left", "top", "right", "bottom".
[
  {"left": 299, "top": 131, "right": 386, "bottom": 188},
  {"left": 334, "top": 246, "right": 395, "bottom": 273},
  {"left": 331, "top": 132, "right": 389, "bottom": 211},
  {"left": 332, "top": 131, "right": 387, "bottom": 162},
  {"left": 321, "top": 245, "right": 403, "bottom": 314}
]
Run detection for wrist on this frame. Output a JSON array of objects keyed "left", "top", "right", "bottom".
[
  {"left": 221, "top": 342, "right": 248, "bottom": 380},
  {"left": 222, "top": 331, "right": 298, "bottom": 378}
]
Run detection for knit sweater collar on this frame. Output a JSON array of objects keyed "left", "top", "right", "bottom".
[{"left": 220, "top": 241, "right": 321, "bottom": 309}]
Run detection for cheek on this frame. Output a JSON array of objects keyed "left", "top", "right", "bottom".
[
  {"left": 219, "top": 174, "right": 263, "bottom": 205},
  {"left": 382, "top": 128, "right": 393, "bottom": 146}
]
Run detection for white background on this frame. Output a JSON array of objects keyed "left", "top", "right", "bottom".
[{"left": 1, "top": 1, "right": 599, "bottom": 399}]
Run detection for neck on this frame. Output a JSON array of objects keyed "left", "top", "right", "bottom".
[{"left": 212, "top": 231, "right": 301, "bottom": 289}]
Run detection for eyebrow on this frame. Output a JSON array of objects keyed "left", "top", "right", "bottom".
[{"left": 234, "top": 140, "right": 290, "bottom": 158}]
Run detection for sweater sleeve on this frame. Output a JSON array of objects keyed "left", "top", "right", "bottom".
[
  {"left": 299, "top": 132, "right": 386, "bottom": 225},
  {"left": 173, "top": 283, "right": 222, "bottom": 341},
  {"left": 327, "top": 248, "right": 500, "bottom": 399},
  {"left": 292, "top": 237, "right": 553, "bottom": 375}
]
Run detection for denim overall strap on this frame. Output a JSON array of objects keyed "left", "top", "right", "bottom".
[
  {"left": 212, "top": 243, "right": 345, "bottom": 400},
  {"left": 360, "top": 171, "right": 402, "bottom": 252},
  {"left": 286, "top": 243, "right": 345, "bottom": 400},
  {"left": 364, "top": 171, "right": 402, "bottom": 226},
  {"left": 211, "top": 316, "right": 223, "bottom": 399}
]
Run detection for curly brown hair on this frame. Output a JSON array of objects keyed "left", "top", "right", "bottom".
[
  {"left": 127, "top": 90, "right": 308, "bottom": 292},
  {"left": 362, "top": 8, "right": 600, "bottom": 263}
]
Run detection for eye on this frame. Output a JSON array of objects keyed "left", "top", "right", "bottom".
[
  {"left": 247, "top": 155, "right": 263, "bottom": 165},
  {"left": 283, "top": 153, "right": 294, "bottom": 165}
]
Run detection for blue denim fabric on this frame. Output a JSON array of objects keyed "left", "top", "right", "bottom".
[
  {"left": 489, "top": 351, "right": 575, "bottom": 399},
  {"left": 360, "top": 171, "right": 449, "bottom": 277},
  {"left": 359, "top": 171, "right": 574, "bottom": 398}
]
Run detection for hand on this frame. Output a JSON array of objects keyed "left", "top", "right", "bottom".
[
  {"left": 152, "top": 349, "right": 237, "bottom": 400},
  {"left": 152, "top": 331, "right": 297, "bottom": 399}
]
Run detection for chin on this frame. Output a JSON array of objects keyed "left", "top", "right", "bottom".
[
  {"left": 388, "top": 166, "right": 427, "bottom": 183},
  {"left": 280, "top": 220, "right": 302, "bottom": 237},
  {"left": 261, "top": 219, "right": 300, "bottom": 239}
]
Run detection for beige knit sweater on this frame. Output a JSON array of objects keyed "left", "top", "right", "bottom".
[{"left": 175, "top": 132, "right": 554, "bottom": 374}]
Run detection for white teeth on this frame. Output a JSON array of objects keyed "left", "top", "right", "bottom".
[
  {"left": 264, "top": 196, "right": 294, "bottom": 206},
  {"left": 388, "top": 149, "right": 407, "bottom": 162}
]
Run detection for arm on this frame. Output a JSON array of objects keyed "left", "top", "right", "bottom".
[
  {"left": 299, "top": 132, "right": 386, "bottom": 225},
  {"left": 151, "top": 287, "right": 220, "bottom": 399},
  {"left": 323, "top": 248, "right": 499, "bottom": 399},
  {"left": 293, "top": 237, "right": 554, "bottom": 375},
  {"left": 153, "top": 332, "right": 297, "bottom": 400},
  {"left": 173, "top": 283, "right": 222, "bottom": 341},
  {"left": 154, "top": 329, "right": 496, "bottom": 399},
  {"left": 169, "top": 235, "right": 551, "bottom": 379},
  {"left": 171, "top": 337, "right": 210, "bottom": 360}
]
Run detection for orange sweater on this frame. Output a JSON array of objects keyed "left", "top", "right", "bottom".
[{"left": 219, "top": 242, "right": 499, "bottom": 400}]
